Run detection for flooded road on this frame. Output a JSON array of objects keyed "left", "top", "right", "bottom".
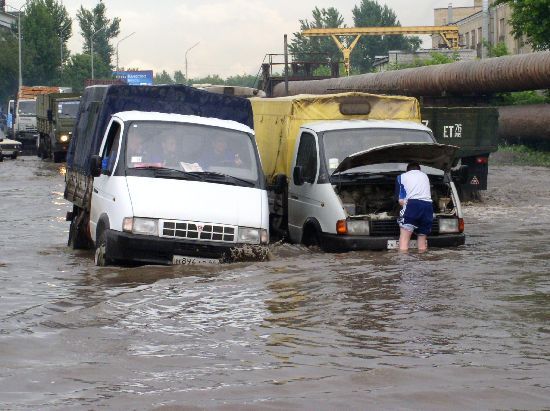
[{"left": 1, "top": 157, "right": 549, "bottom": 410}]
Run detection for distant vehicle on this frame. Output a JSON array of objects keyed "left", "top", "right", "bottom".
[
  {"left": 0, "top": 135, "right": 22, "bottom": 161},
  {"left": 6, "top": 99, "right": 15, "bottom": 139},
  {"left": 65, "top": 84, "right": 268, "bottom": 266},
  {"left": 36, "top": 93, "right": 81, "bottom": 162},
  {"left": 14, "top": 86, "right": 67, "bottom": 152}
]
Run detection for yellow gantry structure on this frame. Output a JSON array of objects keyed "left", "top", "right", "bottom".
[{"left": 302, "top": 26, "right": 460, "bottom": 75}]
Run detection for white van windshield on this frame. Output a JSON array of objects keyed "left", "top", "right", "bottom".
[
  {"left": 323, "top": 128, "right": 435, "bottom": 173},
  {"left": 125, "top": 121, "right": 259, "bottom": 182}
]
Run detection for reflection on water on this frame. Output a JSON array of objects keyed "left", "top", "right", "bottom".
[{"left": 0, "top": 159, "right": 549, "bottom": 409}]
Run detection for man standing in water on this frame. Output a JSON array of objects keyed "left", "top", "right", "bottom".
[{"left": 396, "top": 162, "right": 433, "bottom": 252}]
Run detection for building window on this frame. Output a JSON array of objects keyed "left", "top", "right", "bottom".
[
  {"left": 499, "top": 18, "right": 506, "bottom": 41},
  {"left": 471, "top": 30, "right": 476, "bottom": 49},
  {"left": 478, "top": 27, "right": 482, "bottom": 45},
  {"left": 465, "top": 32, "right": 470, "bottom": 48}
]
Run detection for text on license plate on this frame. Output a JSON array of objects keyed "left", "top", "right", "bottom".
[
  {"left": 172, "top": 255, "right": 220, "bottom": 265},
  {"left": 387, "top": 240, "right": 418, "bottom": 250}
]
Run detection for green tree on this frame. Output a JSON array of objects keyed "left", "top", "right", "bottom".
[
  {"left": 351, "top": 0, "right": 421, "bottom": 73},
  {"left": 387, "top": 52, "right": 460, "bottom": 70},
  {"left": 0, "top": 31, "right": 19, "bottom": 102},
  {"left": 153, "top": 70, "right": 174, "bottom": 84},
  {"left": 62, "top": 53, "right": 111, "bottom": 92},
  {"left": 76, "top": 0, "right": 120, "bottom": 68},
  {"left": 173, "top": 70, "right": 186, "bottom": 84},
  {"left": 225, "top": 74, "right": 257, "bottom": 87},
  {"left": 494, "top": 0, "right": 550, "bottom": 50},
  {"left": 289, "top": 7, "right": 345, "bottom": 65},
  {"left": 189, "top": 74, "right": 225, "bottom": 85},
  {"left": 20, "top": 0, "right": 72, "bottom": 86}
]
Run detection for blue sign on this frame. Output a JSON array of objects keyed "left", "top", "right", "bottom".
[{"left": 113, "top": 70, "right": 154, "bottom": 86}]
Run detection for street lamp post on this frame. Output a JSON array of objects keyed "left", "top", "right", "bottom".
[
  {"left": 116, "top": 31, "right": 136, "bottom": 72},
  {"left": 59, "top": 22, "right": 71, "bottom": 75},
  {"left": 185, "top": 42, "right": 200, "bottom": 85},
  {"left": 90, "top": 26, "right": 107, "bottom": 80},
  {"left": 5, "top": 3, "right": 25, "bottom": 89}
]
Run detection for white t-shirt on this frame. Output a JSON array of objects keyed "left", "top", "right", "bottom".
[{"left": 397, "top": 170, "right": 432, "bottom": 202}]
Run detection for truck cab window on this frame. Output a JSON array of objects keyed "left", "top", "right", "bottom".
[
  {"left": 295, "top": 133, "right": 318, "bottom": 184},
  {"left": 102, "top": 121, "right": 122, "bottom": 173}
]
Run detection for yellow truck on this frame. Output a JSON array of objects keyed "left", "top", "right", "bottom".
[{"left": 251, "top": 92, "right": 465, "bottom": 251}]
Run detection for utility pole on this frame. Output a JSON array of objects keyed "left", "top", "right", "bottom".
[
  {"left": 116, "top": 32, "right": 136, "bottom": 72},
  {"left": 185, "top": 42, "right": 200, "bottom": 85},
  {"left": 59, "top": 22, "right": 71, "bottom": 75}
]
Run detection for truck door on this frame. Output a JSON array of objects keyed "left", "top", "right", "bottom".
[
  {"left": 90, "top": 119, "right": 123, "bottom": 241},
  {"left": 288, "top": 131, "right": 321, "bottom": 243}
]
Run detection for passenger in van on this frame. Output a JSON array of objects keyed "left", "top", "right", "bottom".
[
  {"left": 198, "top": 135, "right": 243, "bottom": 169},
  {"left": 160, "top": 134, "right": 180, "bottom": 168},
  {"left": 396, "top": 162, "right": 433, "bottom": 252}
]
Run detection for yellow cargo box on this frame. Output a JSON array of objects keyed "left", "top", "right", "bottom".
[{"left": 251, "top": 92, "right": 421, "bottom": 182}]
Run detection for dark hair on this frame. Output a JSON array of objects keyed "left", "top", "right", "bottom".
[{"left": 407, "top": 162, "right": 421, "bottom": 171}]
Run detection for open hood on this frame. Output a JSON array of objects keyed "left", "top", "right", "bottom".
[{"left": 332, "top": 142, "right": 459, "bottom": 174}]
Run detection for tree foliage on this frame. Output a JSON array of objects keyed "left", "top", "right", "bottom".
[
  {"left": 153, "top": 70, "right": 175, "bottom": 85},
  {"left": 289, "top": 2, "right": 421, "bottom": 74},
  {"left": 387, "top": 52, "right": 460, "bottom": 70},
  {"left": 0, "top": 32, "right": 19, "bottom": 102},
  {"left": 61, "top": 53, "right": 112, "bottom": 92},
  {"left": 494, "top": 0, "right": 550, "bottom": 50},
  {"left": 76, "top": 0, "right": 120, "bottom": 68},
  {"left": 289, "top": 7, "right": 345, "bottom": 64},
  {"left": 20, "top": 0, "right": 72, "bottom": 86},
  {"left": 351, "top": 0, "right": 421, "bottom": 73}
]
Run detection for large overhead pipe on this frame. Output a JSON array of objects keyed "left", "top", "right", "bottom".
[
  {"left": 498, "top": 104, "right": 550, "bottom": 142},
  {"left": 272, "top": 52, "right": 550, "bottom": 97}
]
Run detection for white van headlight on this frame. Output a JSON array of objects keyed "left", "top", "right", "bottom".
[
  {"left": 438, "top": 218, "right": 459, "bottom": 233},
  {"left": 347, "top": 220, "right": 370, "bottom": 235},
  {"left": 238, "top": 227, "right": 268, "bottom": 244},
  {"left": 123, "top": 217, "right": 158, "bottom": 236}
]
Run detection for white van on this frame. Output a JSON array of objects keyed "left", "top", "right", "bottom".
[{"left": 87, "top": 111, "right": 269, "bottom": 265}]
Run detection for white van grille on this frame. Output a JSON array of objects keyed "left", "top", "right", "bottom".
[{"left": 161, "top": 220, "right": 236, "bottom": 243}]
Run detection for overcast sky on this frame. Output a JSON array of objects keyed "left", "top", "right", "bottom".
[{"left": 24, "top": 0, "right": 474, "bottom": 78}]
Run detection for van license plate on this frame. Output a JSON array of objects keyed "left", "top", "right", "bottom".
[
  {"left": 172, "top": 255, "right": 220, "bottom": 265},
  {"left": 387, "top": 240, "right": 417, "bottom": 250}
]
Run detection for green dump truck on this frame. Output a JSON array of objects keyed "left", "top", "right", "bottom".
[
  {"left": 36, "top": 93, "right": 80, "bottom": 162},
  {"left": 421, "top": 106, "right": 499, "bottom": 200}
]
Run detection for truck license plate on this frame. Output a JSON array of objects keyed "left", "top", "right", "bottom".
[
  {"left": 387, "top": 240, "right": 417, "bottom": 250},
  {"left": 172, "top": 255, "right": 220, "bottom": 265}
]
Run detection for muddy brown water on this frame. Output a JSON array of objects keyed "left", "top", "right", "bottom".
[{"left": 0, "top": 157, "right": 549, "bottom": 410}]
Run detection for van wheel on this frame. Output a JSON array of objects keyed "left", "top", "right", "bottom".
[
  {"left": 302, "top": 225, "right": 321, "bottom": 249},
  {"left": 94, "top": 230, "right": 111, "bottom": 266},
  {"left": 68, "top": 209, "right": 89, "bottom": 250},
  {"left": 11, "top": 153, "right": 17, "bottom": 160},
  {"left": 0, "top": 154, "right": 3, "bottom": 162}
]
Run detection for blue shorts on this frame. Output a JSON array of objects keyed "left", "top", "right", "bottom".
[{"left": 398, "top": 199, "right": 433, "bottom": 235}]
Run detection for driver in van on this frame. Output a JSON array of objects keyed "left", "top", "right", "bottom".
[{"left": 198, "top": 135, "right": 243, "bottom": 169}]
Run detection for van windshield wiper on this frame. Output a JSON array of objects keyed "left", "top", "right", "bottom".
[
  {"left": 152, "top": 167, "right": 202, "bottom": 181},
  {"left": 195, "top": 171, "right": 255, "bottom": 187}
]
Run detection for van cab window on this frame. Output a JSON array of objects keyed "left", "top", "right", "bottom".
[
  {"left": 295, "top": 132, "right": 318, "bottom": 184},
  {"left": 101, "top": 121, "right": 122, "bottom": 174}
]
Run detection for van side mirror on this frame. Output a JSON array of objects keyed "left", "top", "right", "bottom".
[
  {"left": 293, "top": 166, "right": 304, "bottom": 186},
  {"left": 90, "top": 155, "right": 102, "bottom": 177},
  {"left": 47, "top": 109, "right": 53, "bottom": 122}
]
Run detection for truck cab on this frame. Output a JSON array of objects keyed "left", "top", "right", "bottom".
[
  {"left": 14, "top": 98, "right": 38, "bottom": 149},
  {"left": 88, "top": 111, "right": 269, "bottom": 265},
  {"left": 283, "top": 120, "right": 465, "bottom": 250}
]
